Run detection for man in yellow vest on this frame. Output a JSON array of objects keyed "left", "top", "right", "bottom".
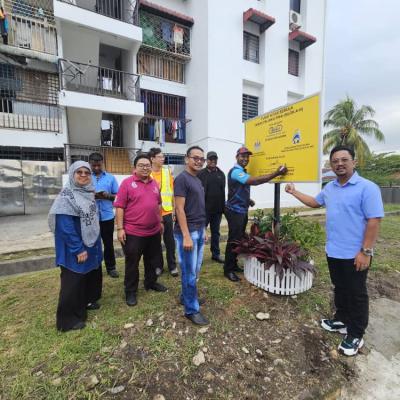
[{"left": 149, "top": 148, "right": 178, "bottom": 277}]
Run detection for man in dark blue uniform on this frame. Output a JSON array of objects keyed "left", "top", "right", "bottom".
[{"left": 224, "top": 147, "right": 287, "bottom": 282}]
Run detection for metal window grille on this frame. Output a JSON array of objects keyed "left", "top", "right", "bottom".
[
  {"left": 242, "top": 94, "right": 259, "bottom": 122},
  {"left": 0, "top": 64, "right": 61, "bottom": 132},
  {"left": 139, "top": 10, "right": 191, "bottom": 58},
  {"left": 59, "top": 59, "right": 141, "bottom": 101},
  {"left": 57, "top": 0, "right": 139, "bottom": 25},
  {"left": 290, "top": 0, "right": 301, "bottom": 13},
  {"left": 288, "top": 49, "right": 300, "bottom": 76},
  {"left": 139, "top": 89, "right": 186, "bottom": 144},
  {"left": 243, "top": 31, "right": 259, "bottom": 63},
  {"left": 0, "top": 146, "right": 64, "bottom": 160},
  {"left": 137, "top": 48, "right": 185, "bottom": 83},
  {"left": 4, "top": 0, "right": 58, "bottom": 55}
]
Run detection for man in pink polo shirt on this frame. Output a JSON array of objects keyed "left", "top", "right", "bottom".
[{"left": 114, "top": 154, "right": 167, "bottom": 306}]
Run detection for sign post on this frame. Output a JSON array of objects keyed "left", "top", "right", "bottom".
[{"left": 244, "top": 93, "right": 321, "bottom": 232}]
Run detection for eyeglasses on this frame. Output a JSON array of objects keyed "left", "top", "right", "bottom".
[
  {"left": 75, "top": 170, "right": 91, "bottom": 176},
  {"left": 188, "top": 156, "right": 206, "bottom": 163},
  {"left": 331, "top": 158, "right": 352, "bottom": 165},
  {"left": 136, "top": 164, "right": 152, "bottom": 169}
]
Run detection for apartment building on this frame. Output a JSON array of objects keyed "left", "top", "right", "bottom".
[{"left": 0, "top": 0, "right": 326, "bottom": 215}]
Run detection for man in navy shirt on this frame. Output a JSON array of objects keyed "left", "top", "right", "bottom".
[
  {"left": 89, "top": 153, "right": 119, "bottom": 278},
  {"left": 285, "top": 145, "right": 384, "bottom": 356},
  {"left": 224, "top": 147, "right": 287, "bottom": 282}
]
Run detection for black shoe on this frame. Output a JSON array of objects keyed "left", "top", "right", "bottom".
[
  {"left": 71, "top": 321, "right": 86, "bottom": 330},
  {"left": 107, "top": 269, "right": 119, "bottom": 278},
  {"left": 185, "top": 312, "right": 209, "bottom": 326},
  {"left": 145, "top": 282, "right": 168, "bottom": 292},
  {"left": 86, "top": 302, "right": 100, "bottom": 310},
  {"left": 224, "top": 272, "right": 241, "bottom": 282},
  {"left": 212, "top": 255, "right": 225, "bottom": 264},
  {"left": 170, "top": 268, "right": 179, "bottom": 277},
  {"left": 179, "top": 296, "right": 206, "bottom": 306},
  {"left": 126, "top": 293, "right": 137, "bottom": 307},
  {"left": 233, "top": 266, "right": 244, "bottom": 273}
]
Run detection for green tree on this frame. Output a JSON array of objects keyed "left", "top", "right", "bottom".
[
  {"left": 323, "top": 96, "right": 385, "bottom": 166},
  {"left": 357, "top": 152, "right": 400, "bottom": 186}
]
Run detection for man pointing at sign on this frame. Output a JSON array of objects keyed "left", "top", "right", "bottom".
[{"left": 224, "top": 147, "right": 287, "bottom": 282}]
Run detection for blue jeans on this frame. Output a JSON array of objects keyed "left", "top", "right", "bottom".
[
  {"left": 206, "top": 212, "right": 222, "bottom": 257},
  {"left": 174, "top": 229, "right": 205, "bottom": 315}
]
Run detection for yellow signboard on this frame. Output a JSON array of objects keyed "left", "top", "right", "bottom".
[{"left": 245, "top": 94, "right": 320, "bottom": 183}]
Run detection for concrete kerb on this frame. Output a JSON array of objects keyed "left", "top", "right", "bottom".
[{"left": 1, "top": 210, "right": 398, "bottom": 278}]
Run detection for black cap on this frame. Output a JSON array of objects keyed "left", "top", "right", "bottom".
[{"left": 207, "top": 151, "right": 218, "bottom": 159}]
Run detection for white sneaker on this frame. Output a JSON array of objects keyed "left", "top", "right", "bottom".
[
  {"left": 338, "top": 335, "right": 364, "bottom": 356},
  {"left": 321, "top": 319, "right": 347, "bottom": 334}
]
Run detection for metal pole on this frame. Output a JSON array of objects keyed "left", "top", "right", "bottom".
[{"left": 273, "top": 183, "right": 281, "bottom": 236}]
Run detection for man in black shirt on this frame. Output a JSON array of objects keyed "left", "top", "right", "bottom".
[{"left": 198, "top": 151, "right": 226, "bottom": 263}]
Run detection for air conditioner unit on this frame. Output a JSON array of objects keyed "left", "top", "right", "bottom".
[{"left": 289, "top": 10, "right": 302, "bottom": 30}]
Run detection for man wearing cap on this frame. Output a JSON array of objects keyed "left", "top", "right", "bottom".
[
  {"left": 198, "top": 151, "right": 226, "bottom": 263},
  {"left": 224, "top": 147, "right": 287, "bottom": 282}
]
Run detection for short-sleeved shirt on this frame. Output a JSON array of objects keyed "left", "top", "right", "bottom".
[
  {"left": 315, "top": 172, "right": 384, "bottom": 259},
  {"left": 114, "top": 174, "right": 161, "bottom": 237},
  {"left": 225, "top": 164, "right": 251, "bottom": 214},
  {"left": 174, "top": 170, "right": 206, "bottom": 233},
  {"left": 92, "top": 171, "right": 119, "bottom": 221}
]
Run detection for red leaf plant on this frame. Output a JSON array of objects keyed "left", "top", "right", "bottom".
[{"left": 232, "top": 230, "right": 316, "bottom": 281}]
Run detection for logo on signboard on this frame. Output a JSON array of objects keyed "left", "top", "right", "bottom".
[
  {"left": 254, "top": 139, "right": 261, "bottom": 151},
  {"left": 292, "top": 129, "right": 301, "bottom": 144}
]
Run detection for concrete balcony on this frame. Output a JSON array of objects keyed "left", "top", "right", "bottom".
[
  {"left": 58, "top": 59, "right": 144, "bottom": 117},
  {"left": 54, "top": 0, "right": 142, "bottom": 49}
]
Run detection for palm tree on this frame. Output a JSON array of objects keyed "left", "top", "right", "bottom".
[{"left": 323, "top": 96, "right": 384, "bottom": 167}]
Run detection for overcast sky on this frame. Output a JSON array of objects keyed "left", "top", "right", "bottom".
[{"left": 324, "top": 0, "right": 400, "bottom": 152}]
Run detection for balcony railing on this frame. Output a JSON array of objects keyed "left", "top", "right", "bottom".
[
  {"left": 57, "top": 0, "right": 139, "bottom": 25},
  {"left": 58, "top": 59, "right": 141, "bottom": 101},
  {"left": 65, "top": 143, "right": 185, "bottom": 174}
]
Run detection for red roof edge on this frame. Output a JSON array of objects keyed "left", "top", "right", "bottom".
[
  {"left": 289, "top": 30, "right": 317, "bottom": 50},
  {"left": 243, "top": 8, "right": 275, "bottom": 33},
  {"left": 140, "top": 0, "right": 194, "bottom": 26}
]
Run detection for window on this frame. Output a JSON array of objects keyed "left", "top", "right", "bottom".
[
  {"left": 243, "top": 31, "right": 259, "bottom": 63},
  {"left": 288, "top": 49, "right": 300, "bottom": 76},
  {"left": 139, "top": 89, "right": 186, "bottom": 143},
  {"left": 290, "top": 0, "right": 301, "bottom": 13},
  {"left": 242, "top": 94, "right": 259, "bottom": 121}
]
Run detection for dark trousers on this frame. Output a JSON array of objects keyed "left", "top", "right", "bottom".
[
  {"left": 100, "top": 218, "right": 116, "bottom": 272},
  {"left": 56, "top": 266, "right": 102, "bottom": 332},
  {"left": 123, "top": 232, "right": 161, "bottom": 294},
  {"left": 327, "top": 256, "right": 369, "bottom": 338},
  {"left": 224, "top": 209, "right": 248, "bottom": 274},
  {"left": 206, "top": 212, "right": 223, "bottom": 258},
  {"left": 160, "top": 213, "right": 177, "bottom": 271}
]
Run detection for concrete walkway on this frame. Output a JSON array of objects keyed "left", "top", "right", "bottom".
[
  {"left": 0, "top": 209, "right": 327, "bottom": 255},
  {"left": 338, "top": 297, "right": 400, "bottom": 399}
]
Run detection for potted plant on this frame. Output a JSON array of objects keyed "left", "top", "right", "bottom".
[{"left": 232, "top": 210, "right": 323, "bottom": 295}]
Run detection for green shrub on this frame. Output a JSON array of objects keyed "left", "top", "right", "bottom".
[{"left": 252, "top": 209, "right": 324, "bottom": 255}]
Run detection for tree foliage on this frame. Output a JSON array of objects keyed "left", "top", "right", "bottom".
[
  {"left": 357, "top": 152, "right": 400, "bottom": 186},
  {"left": 323, "top": 96, "right": 385, "bottom": 167}
]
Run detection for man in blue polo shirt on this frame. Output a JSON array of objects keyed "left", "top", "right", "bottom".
[
  {"left": 224, "top": 146, "right": 287, "bottom": 282},
  {"left": 285, "top": 145, "right": 384, "bottom": 356},
  {"left": 89, "top": 153, "right": 119, "bottom": 278}
]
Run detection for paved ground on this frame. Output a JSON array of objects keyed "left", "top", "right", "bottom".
[
  {"left": 339, "top": 297, "right": 400, "bottom": 399},
  {"left": 0, "top": 209, "right": 327, "bottom": 255}
]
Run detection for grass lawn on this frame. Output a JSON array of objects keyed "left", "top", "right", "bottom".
[{"left": 0, "top": 216, "right": 399, "bottom": 399}]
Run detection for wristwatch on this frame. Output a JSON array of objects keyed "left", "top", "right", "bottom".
[{"left": 361, "top": 247, "right": 374, "bottom": 257}]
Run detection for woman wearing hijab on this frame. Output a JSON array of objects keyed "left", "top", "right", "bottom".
[{"left": 49, "top": 161, "right": 103, "bottom": 332}]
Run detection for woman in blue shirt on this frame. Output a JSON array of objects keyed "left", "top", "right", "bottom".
[{"left": 48, "top": 161, "right": 103, "bottom": 332}]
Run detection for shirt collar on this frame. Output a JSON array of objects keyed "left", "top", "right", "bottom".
[
  {"left": 234, "top": 163, "right": 244, "bottom": 171},
  {"left": 133, "top": 173, "right": 153, "bottom": 183},
  {"left": 333, "top": 171, "right": 360, "bottom": 187},
  {"left": 92, "top": 170, "right": 106, "bottom": 177}
]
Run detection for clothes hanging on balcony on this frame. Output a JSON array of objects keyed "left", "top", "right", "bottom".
[
  {"left": 161, "top": 22, "right": 173, "bottom": 44},
  {"left": 154, "top": 119, "right": 160, "bottom": 141},
  {"left": 173, "top": 25, "right": 184, "bottom": 45}
]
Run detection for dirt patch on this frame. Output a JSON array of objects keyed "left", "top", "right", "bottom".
[
  {"left": 368, "top": 271, "right": 400, "bottom": 302},
  {"left": 65, "top": 282, "right": 349, "bottom": 400}
]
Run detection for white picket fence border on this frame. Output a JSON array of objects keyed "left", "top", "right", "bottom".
[{"left": 243, "top": 256, "right": 313, "bottom": 295}]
